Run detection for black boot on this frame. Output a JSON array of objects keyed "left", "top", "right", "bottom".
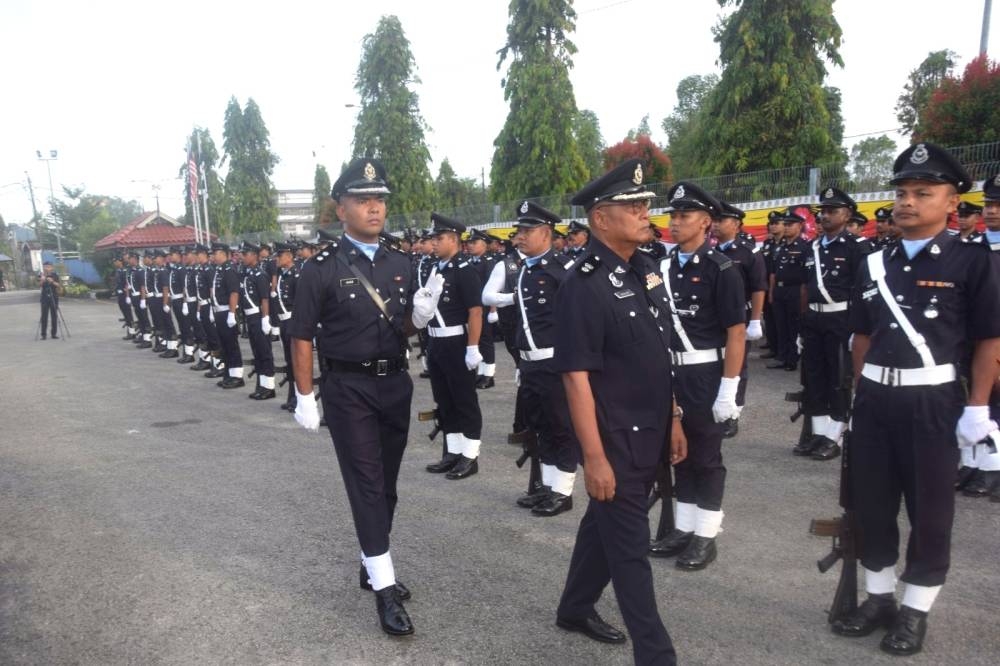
[
  {"left": 649, "top": 529, "right": 694, "bottom": 558},
  {"left": 374, "top": 586, "right": 414, "bottom": 636},
  {"left": 176, "top": 352, "right": 195, "bottom": 364},
  {"left": 880, "top": 606, "right": 927, "bottom": 656},
  {"left": 250, "top": 388, "right": 276, "bottom": 400},
  {"left": 426, "top": 453, "right": 460, "bottom": 473},
  {"left": 955, "top": 465, "right": 978, "bottom": 491},
  {"left": 811, "top": 437, "right": 842, "bottom": 461},
  {"left": 445, "top": 456, "right": 478, "bottom": 480},
  {"left": 516, "top": 485, "right": 551, "bottom": 509},
  {"left": 831, "top": 593, "right": 897, "bottom": 637},
  {"left": 531, "top": 492, "right": 572, "bottom": 517},
  {"left": 675, "top": 535, "right": 717, "bottom": 571},
  {"left": 159, "top": 347, "right": 179, "bottom": 359},
  {"left": 359, "top": 565, "right": 411, "bottom": 601},
  {"left": 793, "top": 435, "right": 822, "bottom": 457},
  {"left": 962, "top": 469, "right": 990, "bottom": 497},
  {"left": 475, "top": 376, "right": 495, "bottom": 389},
  {"left": 219, "top": 376, "right": 246, "bottom": 389}
]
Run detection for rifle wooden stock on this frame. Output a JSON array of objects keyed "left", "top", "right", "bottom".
[{"left": 809, "top": 517, "right": 841, "bottom": 537}]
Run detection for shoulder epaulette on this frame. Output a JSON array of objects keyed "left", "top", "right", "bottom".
[
  {"left": 576, "top": 253, "right": 600, "bottom": 276},
  {"left": 457, "top": 261, "right": 469, "bottom": 268},
  {"left": 314, "top": 243, "right": 337, "bottom": 263},
  {"left": 705, "top": 249, "right": 733, "bottom": 270}
]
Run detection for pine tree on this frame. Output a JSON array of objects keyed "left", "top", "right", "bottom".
[{"left": 313, "top": 164, "right": 331, "bottom": 225}]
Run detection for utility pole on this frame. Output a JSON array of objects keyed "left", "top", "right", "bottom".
[
  {"left": 24, "top": 172, "right": 40, "bottom": 239},
  {"left": 982, "top": 0, "right": 993, "bottom": 56},
  {"left": 37, "top": 149, "right": 63, "bottom": 263}
]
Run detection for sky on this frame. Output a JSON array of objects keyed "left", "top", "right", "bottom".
[{"left": 1, "top": 0, "right": 997, "bottom": 227}]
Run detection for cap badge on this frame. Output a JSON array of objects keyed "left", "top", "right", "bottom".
[
  {"left": 673, "top": 185, "right": 685, "bottom": 201},
  {"left": 825, "top": 188, "right": 834, "bottom": 199},
  {"left": 363, "top": 162, "right": 376, "bottom": 181},
  {"left": 633, "top": 164, "right": 643, "bottom": 185},
  {"left": 910, "top": 144, "right": 929, "bottom": 165},
  {"left": 994, "top": 174, "right": 1000, "bottom": 186},
  {"left": 520, "top": 201, "right": 529, "bottom": 214}
]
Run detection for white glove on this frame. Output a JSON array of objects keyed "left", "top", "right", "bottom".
[
  {"left": 411, "top": 273, "right": 446, "bottom": 329},
  {"left": 139, "top": 299, "right": 147, "bottom": 310},
  {"left": 209, "top": 309, "right": 215, "bottom": 323},
  {"left": 796, "top": 335, "right": 803, "bottom": 354},
  {"left": 196, "top": 310, "right": 201, "bottom": 322},
  {"left": 294, "top": 389, "right": 321, "bottom": 431},
  {"left": 487, "top": 311, "right": 499, "bottom": 324},
  {"left": 226, "top": 312, "right": 237, "bottom": 328},
  {"left": 465, "top": 345, "right": 483, "bottom": 371},
  {"left": 270, "top": 291, "right": 278, "bottom": 298},
  {"left": 182, "top": 302, "right": 189, "bottom": 316},
  {"left": 746, "top": 319, "right": 762, "bottom": 340},
  {"left": 514, "top": 368, "right": 521, "bottom": 387},
  {"left": 125, "top": 296, "right": 132, "bottom": 305},
  {"left": 956, "top": 406, "right": 999, "bottom": 448},
  {"left": 847, "top": 334, "right": 854, "bottom": 352},
  {"left": 261, "top": 319, "right": 271, "bottom": 336},
  {"left": 163, "top": 304, "right": 171, "bottom": 314},
  {"left": 712, "top": 376, "right": 740, "bottom": 423}
]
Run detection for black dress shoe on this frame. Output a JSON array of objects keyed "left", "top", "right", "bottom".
[
  {"left": 880, "top": 605, "right": 927, "bottom": 656},
  {"left": 374, "top": 586, "right": 414, "bottom": 636},
  {"left": 122, "top": 334, "right": 134, "bottom": 340},
  {"left": 445, "top": 456, "right": 478, "bottom": 479},
  {"left": 811, "top": 437, "right": 841, "bottom": 461},
  {"left": 793, "top": 436, "right": 821, "bottom": 456},
  {"left": 675, "top": 535, "right": 717, "bottom": 570},
  {"left": 649, "top": 529, "right": 694, "bottom": 558},
  {"left": 426, "top": 453, "right": 460, "bottom": 473},
  {"left": 153, "top": 343, "right": 166, "bottom": 353},
  {"left": 721, "top": 417, "right": 739, "bottom": 439},
  {"left": 532, "top": 492, "right": 572, "bottom": 517},
  {"left": 204, "top": 367, "right": 226, "bottom": 379},
  {"left": 250, "top": 388, "right": 276, "bottom": 400},
  {"left": 556, "top": 613, "right": 627, "bottom": 644},
  {"left": 219, "top": 377, "right": 246, "bottom": 389},
  {"left": 137, "top": 341, "right": 152, "bottom": 349},
  {"left": 955, "top": 466, "right": 978, "bottom": 491},
  {"left": 159, "top": 349, "right": 179, "bottom": 359},
  {"left": 831, "top": 593, "right": 897, "bottom": 637},
  {"left": 475, "top": 376, "right": 495, "bottom": 389},
  {"left": 766, "top": 360, "right": 786, "bottom": 369},
  {"left": 190, "top": 360, "right": 210, "bottom": 371},
  {"left": 176, "top": 354, "right": 195, "bottom": 364},
  {"left": 760, "top": 352, "right": 777, "bottom": 359},
  {"left": 962, "top": 469, "right": 990, "bottom": 497},
  {"left": 359, "top": 566, "right": 411, "bottom": 601},
  {"left": 516, "top": 486, "right": 551, "bottom": 509}
]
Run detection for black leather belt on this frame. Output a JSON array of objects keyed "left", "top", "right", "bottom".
[{"left": 324, "top": 356, "right": 408, "bottom": 377}]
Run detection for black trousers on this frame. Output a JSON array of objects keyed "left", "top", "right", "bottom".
[
  {"left": 851, "top": 379, "right": 963, "bottom": 586},
  {"left": 189, "top": 302, "right": 205, "bottom": 346},
  {"left": 520, "top": 357, "right": 578, "bottom": 473},
  {"left": 763, "top": 294, "right": 778, "bottom": 349},
  {"left": 736, "top": 339, "right": 751, "bottom": 407},
  {"left": 117, "top": 293, "right": 134, "bottom": 327},
  {"left": 478, "top": 311, "right": 495, "bottom": 367},
  {"left": 772, "top": 285, "right": 802, "bottom": 365},
  {"left": 40, "top": 296, "right": 58, "bottom": 336},
  {"left": 171, "top": 300, "right": 192, "bottom": 346},
  {"left": 245, "top": 313, "right": 274, "bottom": 378},
  {"left": 673, "top": 362, "right": 727, "bottom": 510},
  {"left": 497, "top": 320, "right": 527, "bottom": 432},
  {"left": 800, "top": 310, "right": 850, "bottom": 421},
  {"left": 132, "top": 296, "right": 149, "bottom": 334},
  {"left": 322, "top": 369, "right": 413, "bottom": 556},
  {"left": 199, "top": 304, "right": 220, "bottom": 352},
  {"left": 279, "top": 319, "right": 294, "bottom": 401},
  {"left": 215, "top": 310, "right": 243, "bottom": 371},
  {"left": 427, "top": 335, "right": 482, "bottom": 439},
  {"left": 557, "top": 452, "right": 676, "bottom": 666}
]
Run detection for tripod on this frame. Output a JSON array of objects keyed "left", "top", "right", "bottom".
[{"left": 35, "top": 289, "right": 70, "bottom": 341}]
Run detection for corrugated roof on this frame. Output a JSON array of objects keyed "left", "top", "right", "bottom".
[{"left": 94, "top": 212, "right": 212, "bottom": 249}]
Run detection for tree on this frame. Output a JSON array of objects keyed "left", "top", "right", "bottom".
[
  {"left": 49, "top": 187, "right": 142, "bottom": 248},
  {"left": 685, "top": 0, "right": 845, "bottom": 175},
  {"left": 313, "top": 164, "right": 331, "bottom": 224},
  {"left": 573, "top": 109, "right": 605, "bottom": 180},
  {"left": 627, "top": 114, "right": 652, "bottom": 141},
  {"left": 434, "top": 158, "right": 482, "bottom": 211},
  {"left": 178, "top": 127, "right": 226, "bottom": 236},
  {"left": 918, "top": 54, "right": 1000, "bottom": 145},
  {"left": 896, "top": 49, "right": 957, "bottom": 136},
  {"left": 491, "top": 0, "right": 589, "bottom": 205},
  {"left": 352, "top": 15, "right": 436, "bottom": 222},
  {"left": 661, "top": 73, "right": 719, "bottom": 177},
  {"left": 222, "top": 97, "right": 279, "bottom": 236},
  {"left": 849, "top": 135, "right": 896, "bottom": 189},
  {"left": 603, "top": 135, "right": 672, "bottom": 185}
]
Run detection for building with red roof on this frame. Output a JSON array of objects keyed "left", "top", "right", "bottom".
[{"left": 93, "top": 212, "right": 212, "bottom": 251}]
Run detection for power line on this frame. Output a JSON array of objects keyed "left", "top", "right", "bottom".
[
  {"left": 843, "top": 127, "right": 905, "bottom": 140},
  {"left": 578, "top": 0, "right": 637, "bottom": 15}
]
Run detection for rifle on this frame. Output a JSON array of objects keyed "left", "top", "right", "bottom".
[
  {"left": 786, "top": 388, "right": 813, "bottom": 450},
  {"left": 647, "top": 459, "right": 675, "bottom": 541},
  {"left": 418, "top": 409, "right": 442, "bottom": 442},
  {"left": 510, "top": 429, "right": 542, "bottom": 496}
]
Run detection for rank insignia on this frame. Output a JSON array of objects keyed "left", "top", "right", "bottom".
[{"left": 645, "top": 273, "right": 663, "bottom": 290}]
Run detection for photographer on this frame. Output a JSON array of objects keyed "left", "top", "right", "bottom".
[{"left": 38, "top": 261, "right": 63, "bottom": 340}]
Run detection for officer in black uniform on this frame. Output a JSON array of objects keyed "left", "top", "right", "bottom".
[
  {"left": 211, "top": 242, "right": 244, "bottom": 388},
  {"left": 466, "top": 228, "right": 498, "bottom": 389},
  {"left": 290, "top": 157, "right": 426, "bottom": 637},
  {"left": 193, "top": 244, "right": 224, "bottom": 377},
  {"left": 151, "top": 249, "right": 178, "bottom": 358},
  {"left": 553, "top": 159, "right": 686, "bottom": 666},
  {"left": 954, "top": 201, "right": 982, "bottom": 242},
  {"left": 713, "top": 200, "right": 767, "bottom": 438},
  {"left": 566, "top": 220, "right": 590, "bottom": 258},
  {"left": 126, "top": 252, "right": 152, "bottom": 347},
  {"left": 833, "top": 143, "right": 1000, "bottom": 656},
  {"left": 508, "top": 200, "right": 579, "bottom": 517},
  {"left": 184, "top": 246, "right": 207, "bottom": 368},
  {"left": 166, "top": 246, "right": 194, "bottom": 363},
  {"left": 846, "top": 210, "right": 868, "bottom": 237},
  {"left": 413, "top": 230, "right": 436, "bottom": 379},
  {"left": 239, "top": 242, "right": 276, "bottom": 400},
  {"left": 647, "top": 183, "right": 746, "bottom": 570},
  {"left": 760, "top": 211, "right": 784, "bottom": 357},
  {"left": 38, "top": 261, "right": 62, "bottom": 339},
  {"left": 273, "top": 241, "right": 299, "bottom": 410},
  {"left": 796, "top": 187, "right": 873, "bottom": 460},
  {"left": 141, "top": 251, "right": 164, "bottom": 352},
  {"left": 111, "top": 255, "right": 135, "bottom": 340},
  {"left": 872, "top": 206, "right": 895, "bottom": 250},
  {"left": 423, "top": 213, "right": 485, "bottom": 480},
  {"left": 769, "top": 208, "right": 809, "bottom": 370}
]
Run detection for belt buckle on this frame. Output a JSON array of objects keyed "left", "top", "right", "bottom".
[
  {"left": 883, "top": 367, "right": 898, "bottom": 386},
  {"left": 375, "top": 359, "right": 389, "bottom": 376}
]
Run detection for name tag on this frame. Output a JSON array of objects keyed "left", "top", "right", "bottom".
[
  {"left": 614, "top": 289, "right": 635, "bottom": 299},
  {"left": 862, "top": 287, "right": 878, "bottom": 300},
  {"left": 915, "top": 280, "right": 955, "bottom": 288},
  {"left": 340, "top": 278, "right": 359, "bottom": 287}
]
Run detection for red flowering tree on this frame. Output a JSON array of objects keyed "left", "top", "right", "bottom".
[
  {"left": 918, "top": 55, "right": 1000, "bottom": 145},
  {"left": 603, "top": 135, "right": 673, "bottom": 185}
]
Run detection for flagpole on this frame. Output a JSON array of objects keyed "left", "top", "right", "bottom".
[
  {"left": 189, "top": 139, "right": 203, "bottom": 244},
  {"left": 198, "top": 132, "right": 212, "bottom": 242}
]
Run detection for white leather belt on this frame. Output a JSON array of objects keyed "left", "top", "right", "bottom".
[
  {"left": 278, "top": 312, "right": 292, "bottom": 321},
  {"left": 520, "top": 348, "right": 554, "bottom": 362},
  {"left": 170, "top": 294, "right": 183, "bottom": 300},
  {"left": 184, "top": 297, "right": 197, "bottom": 303},
  {"left": 130, "top": 291, "right": 140, "bottom": 297},
  {"left": 213, "top": 305, "right": 230, "bottom": 313},
  {"left": 861, "top": 363, "right": 957, "bottom": 387},
  {"left": 671, "top": 348, "right": 725, "bottom": 366},
  {"left": 809, "top": 301, "right": 848, "bottom": 313},
  {"left": 198, "top": 299, "right": 208, "bottom": 306},
  {"left": 244, "top": 307, "right": 260, "bottom": 315},
  {"left": 428, "top": 325, "right": 465, "bottom": 338}
]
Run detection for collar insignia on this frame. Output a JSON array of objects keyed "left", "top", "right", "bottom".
[{"left": 929, "top": 243, "right": 941, "bottom": 255}]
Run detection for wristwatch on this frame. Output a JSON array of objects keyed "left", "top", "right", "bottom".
[{"left": 672, "top": 405, "right": 684, "bottom": 421}]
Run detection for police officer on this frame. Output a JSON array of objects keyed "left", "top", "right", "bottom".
[
  {"left": 210, "top": 242, "right": 244, "bottom": 388},
  {"left": 239, "top": 242, "right": 276, "bottom": 400},
  {"left": 38, "top": 261, "right": 62, "bottom": 340},
  {"left": 466, "top": 228, "right": 498, "bottom": 389},
  {"left": 112, "top": 254, "right": 136, "bottom": 340},
  {"left": 797, "top": 187, "right": 873, "bottom": 460},
  {"left": 183, "top": 246, "right": 206, "bottom": 367},
  {"left": 423, "top": 213, "right": 485, "bottom": 480},
  {"left": 872, "top": 206, "right": 895, "bottom": 250},
  {"left": 140, "top": 251, "right": 164, "bottom": 352},
  {"left": 833, "top": 143, "right": 1000, "bottom": 656},
  {"left": 648, "top": 183, "right": 746, "bottom": 570},
  {"left": 769, "top": 208, "right": 809, "bottom": 371},
  {"left": 954, "top": 201, "right": 983, "bottom": 242},
  {"left": 760, "top": 211, "right": 784, "bottom": 358},
  {"left": 273, "top": 241, "right": 299, "bottom": 410},
  {"left": 152, "top": 249, "right": 179, "bottom": 358},
  {"left": 166, "top": 246, "right": 195, "bottom": 363},
  {"left": 565, "top": 220, "right": 590, "bottom": 258},
  {"left": 413, "top": 230, "right": 436, "bottom": 379},
  {"left": 192, "top": 244, "right": 224, "bottom": 377},
  {"left": 289, "top": 158, "right": 429, "bottom": 637},
  {"left": 554, "top": 159, "right": 686, "bottom": 665},
  {"left": 509, "top": 200, "right": 579, "bottom": 516},
  {"left": 712, "top": 200, "right": 766, "bottom": 438}
]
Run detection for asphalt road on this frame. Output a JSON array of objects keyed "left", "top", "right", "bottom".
[{"left": 1, "top": 291, "right": 997, "bottom": 665}]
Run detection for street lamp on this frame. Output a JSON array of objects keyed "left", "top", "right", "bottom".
[{"left": 36, "top": 149, "right": 63, "bottom": 262}]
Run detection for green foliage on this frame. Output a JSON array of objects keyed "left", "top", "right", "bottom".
[
  {"left": 662, "top": 74, "right": 719, "bottom": 177},
  {"left": 222, "top": 97, "right": 279, "bottom": 236},
  {"left": 62, "top": 282, "right": 91, "bottom": 297},
  {"left": 178, "top": 127, "right": 226, "bottom": 237},
  {"left": 573, "top": 109, "right": 605, "bottom": 180},
  {"left": 352, "top": 15, "right": 436, "bottom": 220},
  {"left": 918, "top": 55, "right": 1000, "bottom": 145},
  {"left": 849, "top": 135, "right": 896, "bottom": 189},
  {"left": 435, "top": 158, "right": 483, "bottom": 210},
  {"left": 685, "top": 0, "right": 844, "bottom": 175},
  {"left": 49, "top": 188, "right": 142, "bottom": 250},
  {"left": 491, "top": 0, "right": 589, "bottom": 205},
  {"left": 626, "top": 115, "right": 652, "bottom": 141},
  {"left": 313, "top": 164, "right": 331, "bottom": 224},
  {"left": 896, "top": 50, "right": 957, "bottom": 136}
]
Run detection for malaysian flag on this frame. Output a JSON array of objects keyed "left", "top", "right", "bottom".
[{"left": 187, "top": 145, "right": 199, "bottom": 205}]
